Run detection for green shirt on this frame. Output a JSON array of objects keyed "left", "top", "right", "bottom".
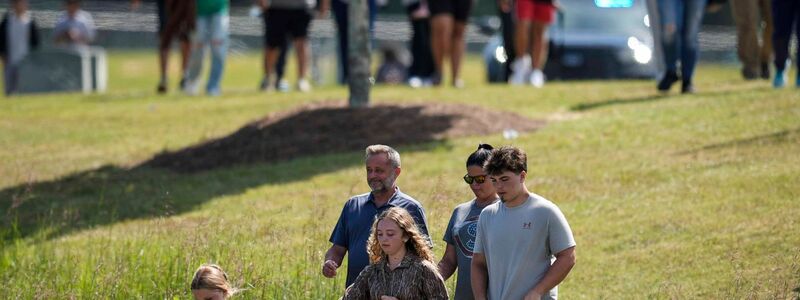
[{"left": 196, "top": 0, "right": 228, "bottom": 16}]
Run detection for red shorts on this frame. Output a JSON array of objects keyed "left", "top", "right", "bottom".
[{"left": 516, "top": 0, "right": 556, "bottom": 24}]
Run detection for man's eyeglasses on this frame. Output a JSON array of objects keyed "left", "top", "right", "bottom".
[{"left": 463, "top": 174, "right": 487, "bottom": 184}]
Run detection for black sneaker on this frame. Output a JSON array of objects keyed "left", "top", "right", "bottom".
[
  {"left": 259, "top": 77, "right": 274, "bottom": 92},
  {"left": 760, "top": 63, "right": 770, "bottom": 80},
  {"left": 681, "top": 81, "right": 694, "bottom": 94},
  {"left": 657, "top": 71, "right": 679, "bottom": 92},
  {"left": 430, "top": 72, "right": 442, "bottom": 87},
  {"left": 156, "top": 83, "right": 167, "bottom": 94},
  {"left": 742, "top": 68, "right": 759, "bottom": 80}
]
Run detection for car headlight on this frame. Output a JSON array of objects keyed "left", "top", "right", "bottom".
[
  {"left": 627, "top": 36, "right": 652, "bottom": 64},
  {"left": 495, "top": 46, "right": 508, "bottom": 64}
]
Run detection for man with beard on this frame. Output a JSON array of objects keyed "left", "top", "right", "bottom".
[
  {"left": 472, "top": 146, "right": 576, "bottom": 300},
  {"left": 322, "top": 144, "right": 432, "bottom": 289}
]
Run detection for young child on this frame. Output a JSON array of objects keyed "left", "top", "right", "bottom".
[
  {"left": 191, "top": 264, "right": 239, "bottom": 300},
  {"left": 0, "top": 0, "right": 40, "bottom": 95},
  {"left": 52, "top": 0, "right": 96, "bottom": 47}
]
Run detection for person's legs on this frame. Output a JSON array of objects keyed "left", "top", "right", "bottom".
[
  {"left": 332, "top": 0, "right": 348, "bottom": 85},
  {"left": 3, "top": 65, "right": 10, "bottom": 95},
  {"left": 771, "top": 0, "right": 794, "bottom": 87},
  {"left": 289, "top": 9, "right": 313, "bottom": 91},
  {"left": 179, "top": 38, "right": 191, "bottom": 86},
  {"left": 730, "top": 0, "right": 762, "bottom": 79},
  {"left": 157, "top": 0, "right": 167, "bottom": 82},
  {"left": 679, "top": 0, "right": 707, "bottom": 93},
  {"left": 500, "top": 8, "right": 516, "bottom": 82},
  {"left": 262, "top": 8, "right": 288, "bottom": 91},
  {"left": 451, "top": 20, "right": 466, "bottom": 86},
  {"left": 264, "top": 46, "right": 281, "bottom": 87},
  {"left": 509, "top": 19, "right": 531, "bottom": 85},
  {"left": 449, "top": 0, "right": 472, "bottom": 87},
  {"left": 169, "top": 0, "right": 194, "bottom": 89},
  {"left": 509, "top": 0, "right": 541, "bottom": 85},
  {"left": 431, "top": 14, "right": 454, "bottom": 85},
  {"left": 408, "top": 17, "right": 427, "bottom": 79},
  {"left": 158, "top": 44, "right": 170, "bottom": 92},
  {"left": 514, "top": 21, "right": 530, "bottom": 68},
  {"left": 758, "top": 0, "right": 773, "bottom": 79},
  {"left": 656, "top": 0, "right": 682, "bottom": 91},
  {"left": 206, "top": 12, "right": 229, "bottom": 95},
  {"left": 184, "top": 16, "right": 210, "bottom": 95},
  {"left": 4, "top": 64, "right": 19, "bottom": 95},
  {"left": 156, "top": 0, "right": 169, "bottom": 92},
  {"left": 293, "top": 38, "right": 311, "bottom": 91},
  {"left": 794, "top": 3, "right": 800, "bottom": 86},
  {"left": 529, "top": 21, "right": 549, "bottom": 87},
  {"left": 275, "top": 39, "right": 289, "bottom": 86}
]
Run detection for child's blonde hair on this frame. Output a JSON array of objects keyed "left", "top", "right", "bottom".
[
  {"left": 191, "top": 264, "right": 238, "bottom": 297},
  {"left": 367, "top": 207, "right": 434, "bottom": 264}
]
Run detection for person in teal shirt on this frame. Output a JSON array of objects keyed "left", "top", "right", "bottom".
[{"left": 183, "top": 0, "right": 229, "bottom": 96}]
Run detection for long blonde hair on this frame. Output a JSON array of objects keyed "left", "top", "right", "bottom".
[
  {"left": 191, "top": 264, "right": 239, "bottom": 298},
  {"left": 367, "top": 207, "right": 434, "bottom": 264}
]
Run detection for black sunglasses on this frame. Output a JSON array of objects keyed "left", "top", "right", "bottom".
[{"left": 463, "top": 174, "right": 487, "bottom": 184}]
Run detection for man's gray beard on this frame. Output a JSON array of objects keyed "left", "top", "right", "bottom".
[{"left": 369, "top": 174, "right": 396, "bottom": 192}]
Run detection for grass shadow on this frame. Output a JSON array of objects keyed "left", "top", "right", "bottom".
[
  {"left": 676, "top": 128, "right": 800, "bottom": 155},
  {"left": 570, "top": 89, "right": 737, "bottom": 111},
  {"left": 570, "top": 94, "right": 669, "bottom": 111},
  {"left": 0, "top": 102, "right": 542, "bottom": 242}
]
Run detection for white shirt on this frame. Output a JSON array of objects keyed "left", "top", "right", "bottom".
[
  {"left": 6, "top": 11, "right": 31, "bottom": 65},
  {"left": 53, "top": 10, "right": 96, "bottom": 46}
]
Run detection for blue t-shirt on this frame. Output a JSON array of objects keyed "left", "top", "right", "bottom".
[
  {"left": 443, "top": 198, "right": 497, "bottom": 300},
  {"left": 329, "top": 187, "right": 432, "bottom": 287}
]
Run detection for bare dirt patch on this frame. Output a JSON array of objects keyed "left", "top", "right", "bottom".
[{"left": 142, "top": 101, "right": 546, "bottom": 172}]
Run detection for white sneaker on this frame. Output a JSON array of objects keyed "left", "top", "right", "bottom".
[
  {"left": 453, "top": 78, "right": 465, "bottom": 89},
  {"left": 408, "top": 76, "right": 423, "bottom": 88},
  {"left": 276, "top": 79, "right": 290, "bottom": 92},
  {"left": 297, "top": 78, "right": 312, "bottom": 92},
  {"left": 529, "top": 69, "right": 545, "bottom": 88},
  {"left": 509, "top": 56, "right": 531, "bottom": 85},
  {"left": 183, "top": 79, "right": 200, "bottom": 96}
]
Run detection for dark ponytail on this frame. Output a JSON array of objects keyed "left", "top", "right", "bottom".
[{"left": 466, "top": 144, "right": 494, "bottom": 167}]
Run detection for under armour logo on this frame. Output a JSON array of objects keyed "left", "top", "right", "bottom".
[{"left": 522, "top": 222, "right": 531, "bottom": 229}]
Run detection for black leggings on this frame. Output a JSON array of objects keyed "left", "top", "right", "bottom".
[{"left": 772, "top": 0, "right": 800, "bottom": 71}]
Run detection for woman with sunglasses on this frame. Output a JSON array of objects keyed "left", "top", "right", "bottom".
[{"left": 437, "top": 144, "right": 499, "bottom": 300}]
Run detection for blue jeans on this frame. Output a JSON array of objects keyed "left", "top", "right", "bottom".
[
  {"left": 657, "top": 0, "right": 707, "bottom": 82},
  {"left": 4, "top": 64, "right": 19, "bottom": 95},
  {"left": 185, "top": 12, "right": 229, "bottom": 94}
]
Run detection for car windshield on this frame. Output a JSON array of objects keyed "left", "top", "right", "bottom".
[{"left": 557, "top": 0, "right": 649, "bottom": 35}]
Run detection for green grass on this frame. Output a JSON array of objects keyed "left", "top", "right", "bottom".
[{"left": 1, "top": 51, "right": 799, "bottom": 299}]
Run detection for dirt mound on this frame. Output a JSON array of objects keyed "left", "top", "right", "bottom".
[{"left": 142, "top": 101, "right": 545, "bottom": 172}]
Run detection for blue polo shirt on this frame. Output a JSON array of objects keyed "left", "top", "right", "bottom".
[{"left": 329, "top": 187, "right": 432, "bottom": 287}]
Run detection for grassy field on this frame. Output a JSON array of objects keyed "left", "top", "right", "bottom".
[{"left": 1, "top": 51, "right": 799, "bottom": 299}]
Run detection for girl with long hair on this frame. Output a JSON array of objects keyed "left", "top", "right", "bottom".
[{"left": 343, "top": 207, "right": 448, "bottom": 299}]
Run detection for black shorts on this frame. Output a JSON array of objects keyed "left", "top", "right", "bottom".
[
  {"left": 428, "top": 0, "right": 473, "bottom": 22},
  {"left": 157, "top": 0, "right": 191, "bottom": 42},
  {"left": 264, "top": 8, "right": 313, "bottom": 49}
]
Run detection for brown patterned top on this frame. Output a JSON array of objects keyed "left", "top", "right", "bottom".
[{"left": 343, "top": 254, "right": 449, "bottom": 300}]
